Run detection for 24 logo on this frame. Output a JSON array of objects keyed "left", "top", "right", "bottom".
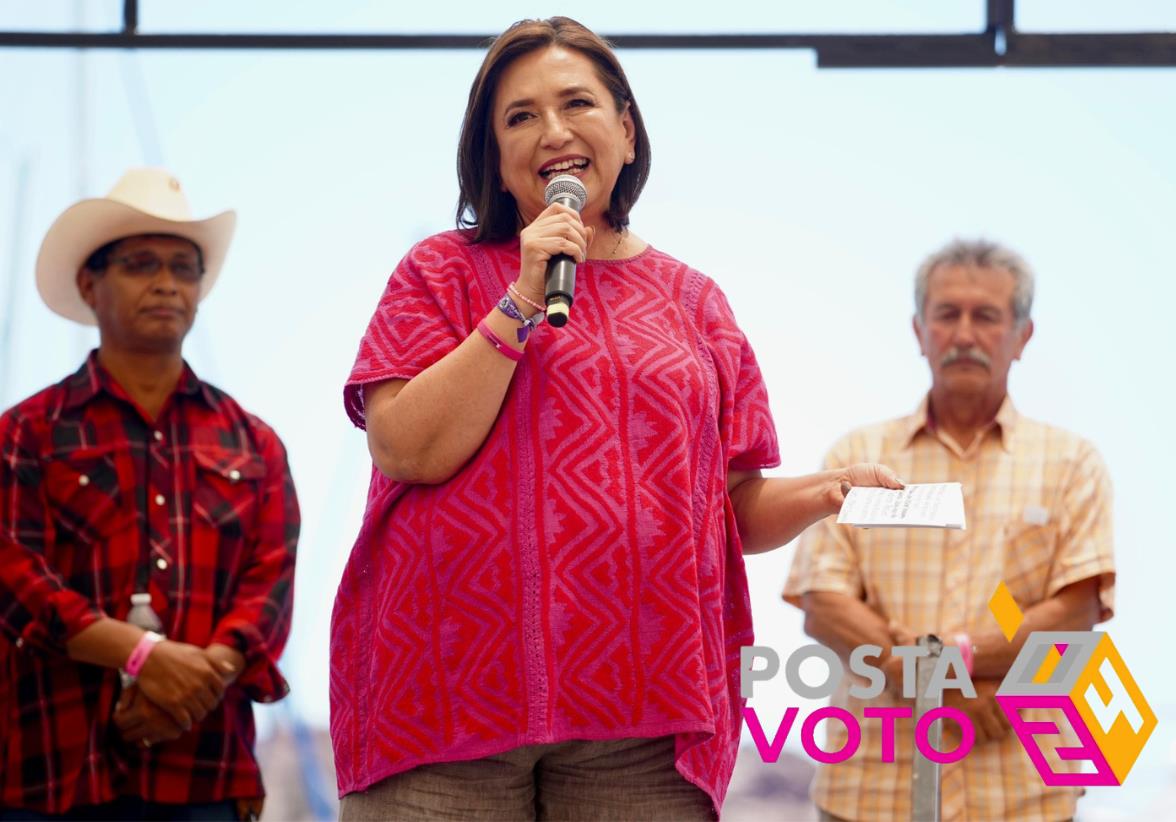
[{"left": 989, "top": 583, "right": 1156, "bottom": 786}]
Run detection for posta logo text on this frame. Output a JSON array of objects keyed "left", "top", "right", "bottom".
[{"left": 742, "top": 583, "right": 1156, "bottom": 785}]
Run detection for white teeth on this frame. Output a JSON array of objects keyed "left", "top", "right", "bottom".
[{"left": 542, "top": 158, "right": 589, "bottom": 176}]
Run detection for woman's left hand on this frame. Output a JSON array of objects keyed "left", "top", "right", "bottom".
[{"left": 831, "top": 463, "right": 904, "bottom": 508}]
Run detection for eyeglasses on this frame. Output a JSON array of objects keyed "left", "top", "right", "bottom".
[{"left": 110, "top": 253, "right": 205, "bottom": 283}]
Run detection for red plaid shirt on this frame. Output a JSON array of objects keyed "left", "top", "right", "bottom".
[{"left": 0, "top": 352, "right": 299, "bottom": 813}]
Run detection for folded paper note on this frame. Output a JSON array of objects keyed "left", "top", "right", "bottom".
[{"left": 836, "top": 482, "right": 966, "bottom": 530}]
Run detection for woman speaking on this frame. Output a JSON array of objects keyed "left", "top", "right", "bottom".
[{"left": 332, "top": 17, "right": 900, "bottom": 821}]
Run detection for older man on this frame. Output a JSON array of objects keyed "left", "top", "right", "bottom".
[
  {"left": 785, "top": 239, "right": 1114, "bottom": 821},
  {"left": 0, "top": 169, "right": 298, "bottom": 820}
]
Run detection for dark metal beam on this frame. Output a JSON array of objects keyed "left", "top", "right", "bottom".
[
  {"left": 814, "top": 35, "right": 997, "bottom": 68},
  {"left": 0, "top": 28, "right": 1174, "bottom": 67},
  {"left": 1004, "top": 33, "right": 1176, "bottom": 67},
  {"left": 0, "top": 31, "right": 494, "bottom": 50},
  {"left": 815, "top": 32, "right": 1176, "bottom": 68}
]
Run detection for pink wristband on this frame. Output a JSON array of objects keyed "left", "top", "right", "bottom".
[
  {"left": 954, "top": 632, "right": 974, "bottom": 675},
  {"left": 125, "top": 631, "right": 164, "bottom": 677},
  {"left": 477, "top": 320, "right": 524, "bottom": 362}
]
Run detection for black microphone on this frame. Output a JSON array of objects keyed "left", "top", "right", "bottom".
[{"left": 543, "top": 174, "right": 587, "bottom": 328}]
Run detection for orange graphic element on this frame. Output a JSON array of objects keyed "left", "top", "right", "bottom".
[
  {"left": 1069, "top": 635, "right": 1157, "bottom": 784},
  {"left": 988, "top": 581, "right": 1024, "bottom": 641}
]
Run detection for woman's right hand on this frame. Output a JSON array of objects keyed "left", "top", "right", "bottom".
[{"left": 516, "top": 202, "right": 593, "bottom": 304}]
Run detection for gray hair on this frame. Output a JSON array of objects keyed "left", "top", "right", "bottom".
[{"left": 914, "top": 238, "right": 1035, "bottom": 325}]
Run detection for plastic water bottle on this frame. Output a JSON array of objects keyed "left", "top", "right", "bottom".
[{"left": 121, "top": 592, "right": 165, "bottom": 688}]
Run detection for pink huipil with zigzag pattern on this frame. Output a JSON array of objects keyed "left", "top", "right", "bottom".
[{"left": 332, "top": 231, "right": 779, "bottom": 812}]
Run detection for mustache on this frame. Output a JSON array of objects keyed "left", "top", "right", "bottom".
[{"left": 940, "top": 347, "right": 991, "bottom": 369}]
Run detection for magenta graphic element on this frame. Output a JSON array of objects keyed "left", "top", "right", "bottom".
[
  {"left": 742, "top": 707, "right": 799, "bottom": 764},
  {"left": 995, "top": 630, "right": 1149, "bottom": 786},
  {"left": 995, "top": 694, "right": 1119, "bottom": 786},
  {"left": 801, "top": 708, "right": 861, "bottom": 764},
  {"left": 914, "top": 707, "right": 974, "bottom": 763}
]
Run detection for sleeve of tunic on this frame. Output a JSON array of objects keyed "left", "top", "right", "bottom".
[
  {"left": 696, "top": 280, "right": 780, "bottom": 471},
  {"left": 343, "top": 233, "right": 476, "bottom": 430}
]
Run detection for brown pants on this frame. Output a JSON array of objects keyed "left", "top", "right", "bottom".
[{"left": 340, "top": 736, "right": 715, "bottom": 821}]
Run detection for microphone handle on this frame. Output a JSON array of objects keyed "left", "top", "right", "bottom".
[
  {"left": 545, "top": 254, "right": 576, "bottom": 328},
  {"left": 543, "top": 191, "right": 582, "bottom": 328}
]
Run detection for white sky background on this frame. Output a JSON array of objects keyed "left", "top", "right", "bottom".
[{"left": 2, "top": 1, "right": 1174, "bottom": 816}]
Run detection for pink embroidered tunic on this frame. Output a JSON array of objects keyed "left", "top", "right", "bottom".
[{"left": 331, "top": 231, "right": 779, "bottom": 810}]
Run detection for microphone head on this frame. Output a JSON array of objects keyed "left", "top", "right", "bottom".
[{"left": 543, "top": 174, "right": 587, "bottom": 212}]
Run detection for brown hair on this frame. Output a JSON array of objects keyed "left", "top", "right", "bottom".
[{"left": 456, "top": 17, "right": 651, "bottom": 243}]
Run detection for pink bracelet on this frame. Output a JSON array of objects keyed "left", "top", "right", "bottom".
[
  {"left": 954, "top": 632, "right": 974, "bottom": 675},
  {"left": 477, "top": 320, "right": 524, "bottom": 362},
  {"left": 508, "top": 283, "right": 546, "bottom": 314},
  {"left": 125, "top": 631, "right": 164, "bottom": 677}
]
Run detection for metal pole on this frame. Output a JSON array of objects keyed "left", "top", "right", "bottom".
[
  {"left": 911, "top": 634, "right": 943, "bottom": 822},
  {"left": 987, "top": 0, "right": 1016, "bottom": 56},
  {"left": 123, "top": 0, "right": 139, "bottom": 36},
  {"left": 71, "top": 0, "right": 93, "bottom": 358},
  {"left": 0, "top": 156, "right": 30, "bottom": 408}
]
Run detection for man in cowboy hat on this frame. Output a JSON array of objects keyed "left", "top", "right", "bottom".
[{"left": 0, "top": 168, "right": 299, "bottom": 820}]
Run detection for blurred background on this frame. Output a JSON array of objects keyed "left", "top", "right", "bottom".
[{"left": 2, "top": 2, "right": 1173, "bottom": 819}]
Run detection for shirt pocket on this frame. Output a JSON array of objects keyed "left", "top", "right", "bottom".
[
  {"left": 44, "top": 451, "right": 134, "bottom": 545},
  {"left": 43, "top": 451, "right": 136, "bottom": 604},
  {"left": 1000, "top": 521, "right": 1059, "bottom": 606},
  {"left": 192, "top": 448, "right": 266, "bottom": 540}
]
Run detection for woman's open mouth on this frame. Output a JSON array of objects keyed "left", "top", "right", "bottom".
[{"left": 539, "top": 157, "right": 590, "bottom": 180}]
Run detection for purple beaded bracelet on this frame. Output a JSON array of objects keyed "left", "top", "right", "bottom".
[{"left": 496, "top": 293, "right": 545, "bottom": 343}]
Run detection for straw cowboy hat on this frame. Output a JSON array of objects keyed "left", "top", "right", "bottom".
[{"left": 35, "top": 167, "right": 236, "bottom": 325}]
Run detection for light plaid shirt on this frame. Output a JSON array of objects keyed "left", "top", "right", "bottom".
[{"left": 785, "top": 396, "right": 1115, "bottom": 822}]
